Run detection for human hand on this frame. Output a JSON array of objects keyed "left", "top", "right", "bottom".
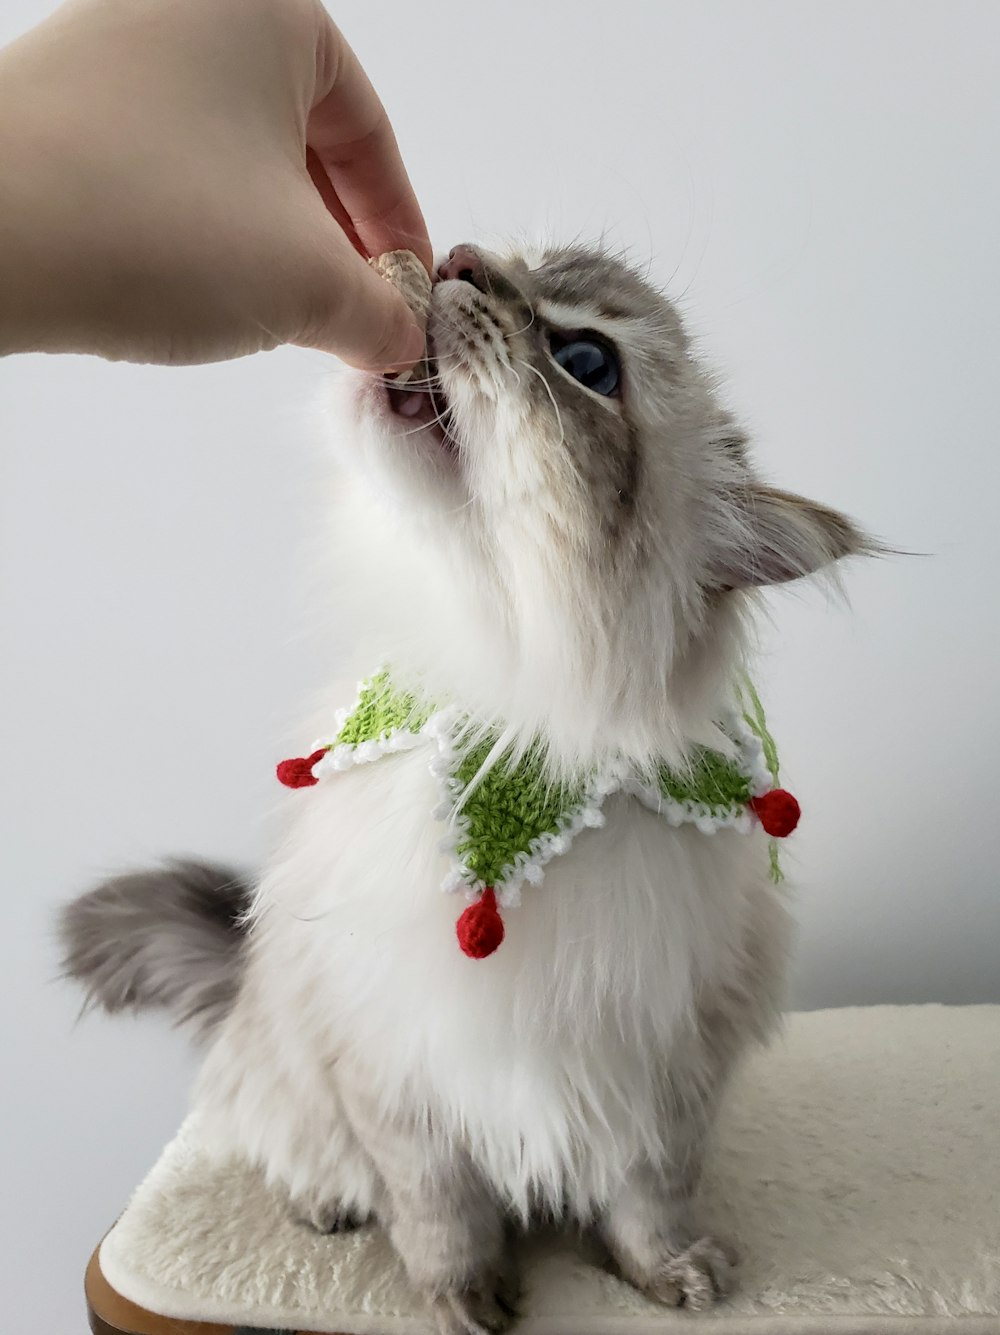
[{"left": 0, "top": 0, "right": 431, "bottom": 368}]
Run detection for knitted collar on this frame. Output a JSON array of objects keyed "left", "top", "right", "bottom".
[{"left": 277, "top": 671, "right": 799, "bottom": 960}]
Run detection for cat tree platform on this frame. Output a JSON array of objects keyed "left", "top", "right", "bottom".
[{"left": 87, "top": 1005, "right": 1000, "bottom": 1335}]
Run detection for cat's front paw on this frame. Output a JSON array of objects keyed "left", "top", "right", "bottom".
[
  {"left": 646, "top": 1235, "right": 737, "bottom": 1310},
  {"left": 431, "top": 1268, "right": 519, "bottom": 1335}
]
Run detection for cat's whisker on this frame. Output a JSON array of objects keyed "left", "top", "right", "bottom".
[
  {"left": 441, "top": 491, "right": 477, "bottom": 517},
  {"left": 513, "top": 357, "right": 565, "bottom": 452},
  {"left": 367, "top": 377, "right": 436, "bottom": 392},
  {"left": 396, "top": 405, "right": 456, "bottom": 441},
  {"left": 504, "top": 308, "right": 537, "bottom": 340}
]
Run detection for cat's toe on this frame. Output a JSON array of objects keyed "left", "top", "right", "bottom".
[
  {"left": 647, "top": 1235, "right": 737, "bottom": 1310},
  {"left": 322, "top": 1206, "right": 370, "bottom": 1235},
  {"left": 296, "top": 1199, "right": 370, "bottom": 1235},
  {"left": 432, "top": 1275, "right": 518, "bottom": 1335},
  {"left": 494, "top": 1262, "right": 521, "bottom": 1318}
]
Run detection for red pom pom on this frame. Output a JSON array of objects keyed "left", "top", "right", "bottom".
[
  {"left": 456, "top": 887, "right": 505, "bottom": 959},
  {"left": 750, "top": 788, "right": 801, "bottom": 838},
  {"left": 276, "top": 748, "right": 326, "bottom": 789}
]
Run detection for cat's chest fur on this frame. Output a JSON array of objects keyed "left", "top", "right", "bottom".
[{"left": 231, "top": 744, "right": 780, "bottom": 1216}]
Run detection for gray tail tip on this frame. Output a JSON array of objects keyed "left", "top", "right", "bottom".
[{"left": 58, "top": 857, "right": 252, "bottom": 1039}]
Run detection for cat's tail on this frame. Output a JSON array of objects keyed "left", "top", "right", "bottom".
[{"left": 58, "top": 859, "right": 251, "bottom": 1042}]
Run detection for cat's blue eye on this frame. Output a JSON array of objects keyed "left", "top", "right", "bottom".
[{"left": 549, "top": 334, "right": 620, "bottom": 397}]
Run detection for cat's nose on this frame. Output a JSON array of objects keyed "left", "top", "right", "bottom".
[{"left": 436, "top": 245, "right": 487, "bottom": 291}]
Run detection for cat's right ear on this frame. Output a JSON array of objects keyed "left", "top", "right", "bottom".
[{"left": 710, "top": 484, "right": 880, "bottom": 590}]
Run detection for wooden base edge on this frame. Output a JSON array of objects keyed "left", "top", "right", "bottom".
[{"left": 85, "top": 1244, "right": 354, "bottom": 1335}]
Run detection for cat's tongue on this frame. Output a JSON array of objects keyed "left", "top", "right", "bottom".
[{"left": 386, "top": 384, "right": 426, "bottom": 418}]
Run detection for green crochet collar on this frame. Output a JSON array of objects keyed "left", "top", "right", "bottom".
[{"left": 276, "top": 671, "right": 799, "bottom": 959}]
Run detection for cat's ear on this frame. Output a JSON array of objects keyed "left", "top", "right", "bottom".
[{"left": 712, "top": 484, "right": 877, "bottom": 589}]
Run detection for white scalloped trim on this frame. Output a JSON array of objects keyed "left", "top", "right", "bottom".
[
  {"left": 311, "top": 729, "right": 425, "bottom": 779},
  {"left": 627, "top": 776, "right": 755, "bottom": 834},
  {"left": 307, "top": 677, "right": 452, "bottom": 782},
  {"left": 625, "top": 713, "right": 773, "bottom": 835}
]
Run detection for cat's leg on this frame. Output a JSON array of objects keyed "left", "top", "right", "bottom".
[
  {"left": 196, "top": 998, "right": 387, "bottom": 1239},
  {"left": 337, "top": 1077, "right": 515, "bottom": 1335},
  {"left": 288, "top": 1089, "right": 386, "bottom": 1234},
  {"left": 598, "top": 1139, "right": 735, "bottom": 1310},
  {"left": 601, "top": 878, "right": 789, "bottom": 1308},
  {"left": 380, "top": 1152, "right": 514, "bottom": 1335}
]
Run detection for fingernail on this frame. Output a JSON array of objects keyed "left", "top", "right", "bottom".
[{"left": 385, "top": 321, "right": 427, "bottom": 377}]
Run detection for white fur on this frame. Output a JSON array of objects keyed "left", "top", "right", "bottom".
[
  {"left": 197, "top": 746, "right": 784, "bottom": 1221},
  {"left": 191, "top": 242, "right": 862, "bottom": 1266}
]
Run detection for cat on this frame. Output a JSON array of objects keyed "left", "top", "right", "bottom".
[{"left": 61, "top": 241, "right": 874, "bottom": 1335}]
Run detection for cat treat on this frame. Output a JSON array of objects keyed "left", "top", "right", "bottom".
[{"left": 369, "top": 249, "right": 432, "bottom": 385}]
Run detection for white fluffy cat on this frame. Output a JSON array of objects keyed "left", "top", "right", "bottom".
[{"left": 62, "top": 241, "right": 873, "bottom": 1334}]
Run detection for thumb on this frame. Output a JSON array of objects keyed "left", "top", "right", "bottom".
[{"left": 292, "top": 224, "right": 427, "bottom": 371}]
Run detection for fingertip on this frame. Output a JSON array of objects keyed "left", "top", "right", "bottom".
[
  {"left": 345, "top": 312, "right": 425, "bottom": 374},
  {"left": 351, "top": 285, "right": 426, "bottom": 372},
  {"left": 298, "top": 259, "right": 427, "bottom": 372},
  {"left": 384, "top": 317, "right": 427, "bottom": 375}
]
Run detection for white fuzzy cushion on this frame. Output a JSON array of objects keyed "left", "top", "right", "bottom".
[{"left": 100, "top": 1005, "right": 1000, "bottom": 1334}]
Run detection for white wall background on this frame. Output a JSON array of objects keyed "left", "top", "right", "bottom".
[{"left": 3, "top": 1, "right": 999, "bottom": 1329}]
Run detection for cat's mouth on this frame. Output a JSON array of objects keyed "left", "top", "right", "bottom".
[{"left": 384, "top": 342, "right": 459, "bottom": 456}]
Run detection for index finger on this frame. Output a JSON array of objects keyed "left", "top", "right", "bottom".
[{"left": 308, "top": 20, "right": 432, "bottom": 272}]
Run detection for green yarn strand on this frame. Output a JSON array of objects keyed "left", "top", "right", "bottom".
[
  {"left": 740, "top": 678, "right": 779, "bottom": 782},
  {"left": 768, "top": 840, "right": 784, "bottom": 883},
  {"left": 739, "top": 680, "right": 785, "bottom": 884}
]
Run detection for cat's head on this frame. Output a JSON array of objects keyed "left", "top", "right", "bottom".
[{"left": 332, "top": 242, "right": 873, "bottom": 766}]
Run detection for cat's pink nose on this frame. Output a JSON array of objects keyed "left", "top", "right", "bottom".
[{"left": 436, "top": 245, "right": 486, "bottom": 291}]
